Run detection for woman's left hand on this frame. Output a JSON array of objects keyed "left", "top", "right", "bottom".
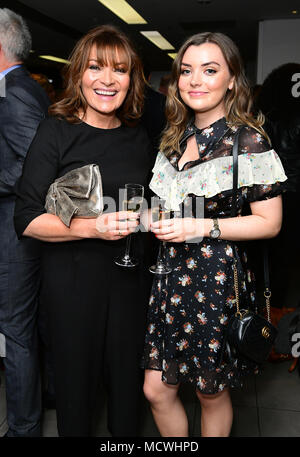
[{"left": 151, "top": 217, "right": 204, "bottom": 243}]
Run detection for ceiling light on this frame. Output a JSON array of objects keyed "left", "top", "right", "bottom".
[
  {"left": 98, "top": 0, "right": 147, "bottom": 24},
  {"left": 140, "top": 31, "right": 175, "bottom": 50},
  {"left": 39, "top": 55, "right": 70, "bottom": 64},
  {"left": 168, "top": 53, "right": 177, "bottom": 60}
]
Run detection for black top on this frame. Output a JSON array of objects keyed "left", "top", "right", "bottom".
[
  {"left": 12, "top": 118, "right": 154, "bottom": 436},
  {"left": 14, "top": 117, "right": 153, "bottom": 242}
]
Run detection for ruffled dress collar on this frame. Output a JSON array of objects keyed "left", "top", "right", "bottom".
[{"left": 149, "top": 118, "right": 287, "bottom": 210}]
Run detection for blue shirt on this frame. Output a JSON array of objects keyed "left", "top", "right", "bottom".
[{"left": 0, "top": 64, "right": 22, "bottom": 80}]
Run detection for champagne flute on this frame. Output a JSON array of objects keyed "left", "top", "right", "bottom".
[
  {"left": 114, "top": 183, "right": 144, "bottom": 268},
  {"left": 149, "top": 197, "right": 172, "bottom": 275}
]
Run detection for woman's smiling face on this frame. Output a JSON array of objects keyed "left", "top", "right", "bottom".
[
  {"left": 80, "top": 44, "right": 130, "bottom": 127},
  {"left": 178, "top": 42, "right": 234, "bottom": 125}
]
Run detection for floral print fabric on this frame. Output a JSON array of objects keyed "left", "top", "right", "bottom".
[
  {"left": 142, "top": 240, "right": 258, "bottom": 394},
  {"left": 150, "top": 149, "right": 287, "bottom": 211},
  {"left": 142, "top": 117, "right": 286, "bottom": 394},
  {"left": 150, "top": 118, "right": 287, "bottom": 212}
]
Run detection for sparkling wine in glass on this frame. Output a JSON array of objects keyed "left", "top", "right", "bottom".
[
  {"left": 149, "top": 197, "right": 172, "bottom": 275},
  {"left": 114, "top": 183, "right": 144, "bottom": 268}
]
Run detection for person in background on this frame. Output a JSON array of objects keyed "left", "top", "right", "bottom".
[
  {"left": 141, "top": 83, "right": 166, "bottom": 153},
  {"left": 158, "top": 73, "right": 171, "bottom": 96},
  {"left": 14, "top": 24, "right": 153, "bottom": 437},
  {"left": 141, "top": 68, "right": 166, "bottom": 153},
  {"left": 0, "top": 8, "right": 50, "bottom": 437},
  {"left": 142, "top": 32, "right": 286, "bottom": 437},
  {"left": 30, "top": 73, "right": 57, "bottom": 103},
  {"left": 255, "top": 63, "right": 300, "bottom": 310},
  {"left": 256, "top": 62, "right": 300, "bottom": 195}
]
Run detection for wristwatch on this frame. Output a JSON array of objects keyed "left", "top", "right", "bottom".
[{"left": 209, "top": 218, "right": 221, "bottom": 239}]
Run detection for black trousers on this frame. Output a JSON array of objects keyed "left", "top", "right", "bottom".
[
  {"left": 0, "top": 260, "right": 41, "bottom": 436},
  {"left": 40, "top": 239, "right": 150, "bottom": 436}
]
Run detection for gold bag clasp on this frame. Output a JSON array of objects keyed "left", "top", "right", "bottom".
[{"left": 262, "top": 326, "right": 271, "bottom": 339}]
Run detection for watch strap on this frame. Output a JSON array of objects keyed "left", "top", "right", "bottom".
[{"left": 213, "top": 218, "right": 219, "bottom": 230}]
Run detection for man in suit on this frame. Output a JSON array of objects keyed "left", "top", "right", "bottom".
[{"left": 0, "top": 8, "right": 50, "bottom": 436}]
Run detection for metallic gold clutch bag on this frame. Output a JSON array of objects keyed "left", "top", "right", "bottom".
[{"left": 45, "top": 164, "right": 103, "bottom": 227}]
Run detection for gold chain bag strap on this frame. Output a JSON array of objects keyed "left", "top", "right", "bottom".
[
  {"left": 232, "top": 250, "right": 271, "bottom": 324},
  {"left": 225, "top": 128, "right": 278, "bottom": 364}
]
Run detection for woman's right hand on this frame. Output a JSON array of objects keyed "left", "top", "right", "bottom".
[{"left": 94, "top": 211, "right": 140, "bottom": 241}]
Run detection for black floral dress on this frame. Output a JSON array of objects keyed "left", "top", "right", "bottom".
[{"left": 141, "top": 117, "right": 287, "bottom": 394}]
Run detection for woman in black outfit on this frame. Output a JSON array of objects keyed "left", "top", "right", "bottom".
[{"left": 14, "top": 25, "right": 152, "bottom": 436}]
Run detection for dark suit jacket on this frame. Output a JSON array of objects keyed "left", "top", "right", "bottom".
[{"left": 0, "top": 66, "right": 49, "bottom": 331}]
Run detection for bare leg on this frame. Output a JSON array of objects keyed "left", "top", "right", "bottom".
[
  {"left": 196, "top": 388, "right": 233, "bottom": 437},
  {"left": 143, "top": 369, "right": 188, "bottom": 437}
]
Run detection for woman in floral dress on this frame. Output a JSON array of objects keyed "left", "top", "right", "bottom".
[{"left": 141, "top": 32, "right": 287, "bottom": 437}]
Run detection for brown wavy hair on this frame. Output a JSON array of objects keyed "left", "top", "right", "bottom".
[
  {"left": 49, "top": 24, "right": 145, "bottom": 125},
  {"left": 161, "top": 32, "right": 267, "bottom": 154}
]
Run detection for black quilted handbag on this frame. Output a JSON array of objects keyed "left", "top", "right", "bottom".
[
  {"left": 225, "top": 129, "right": 278, "bottom": 364},
  {"left": 226, "top": 247, "right": 278, "bottom": 364}
]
